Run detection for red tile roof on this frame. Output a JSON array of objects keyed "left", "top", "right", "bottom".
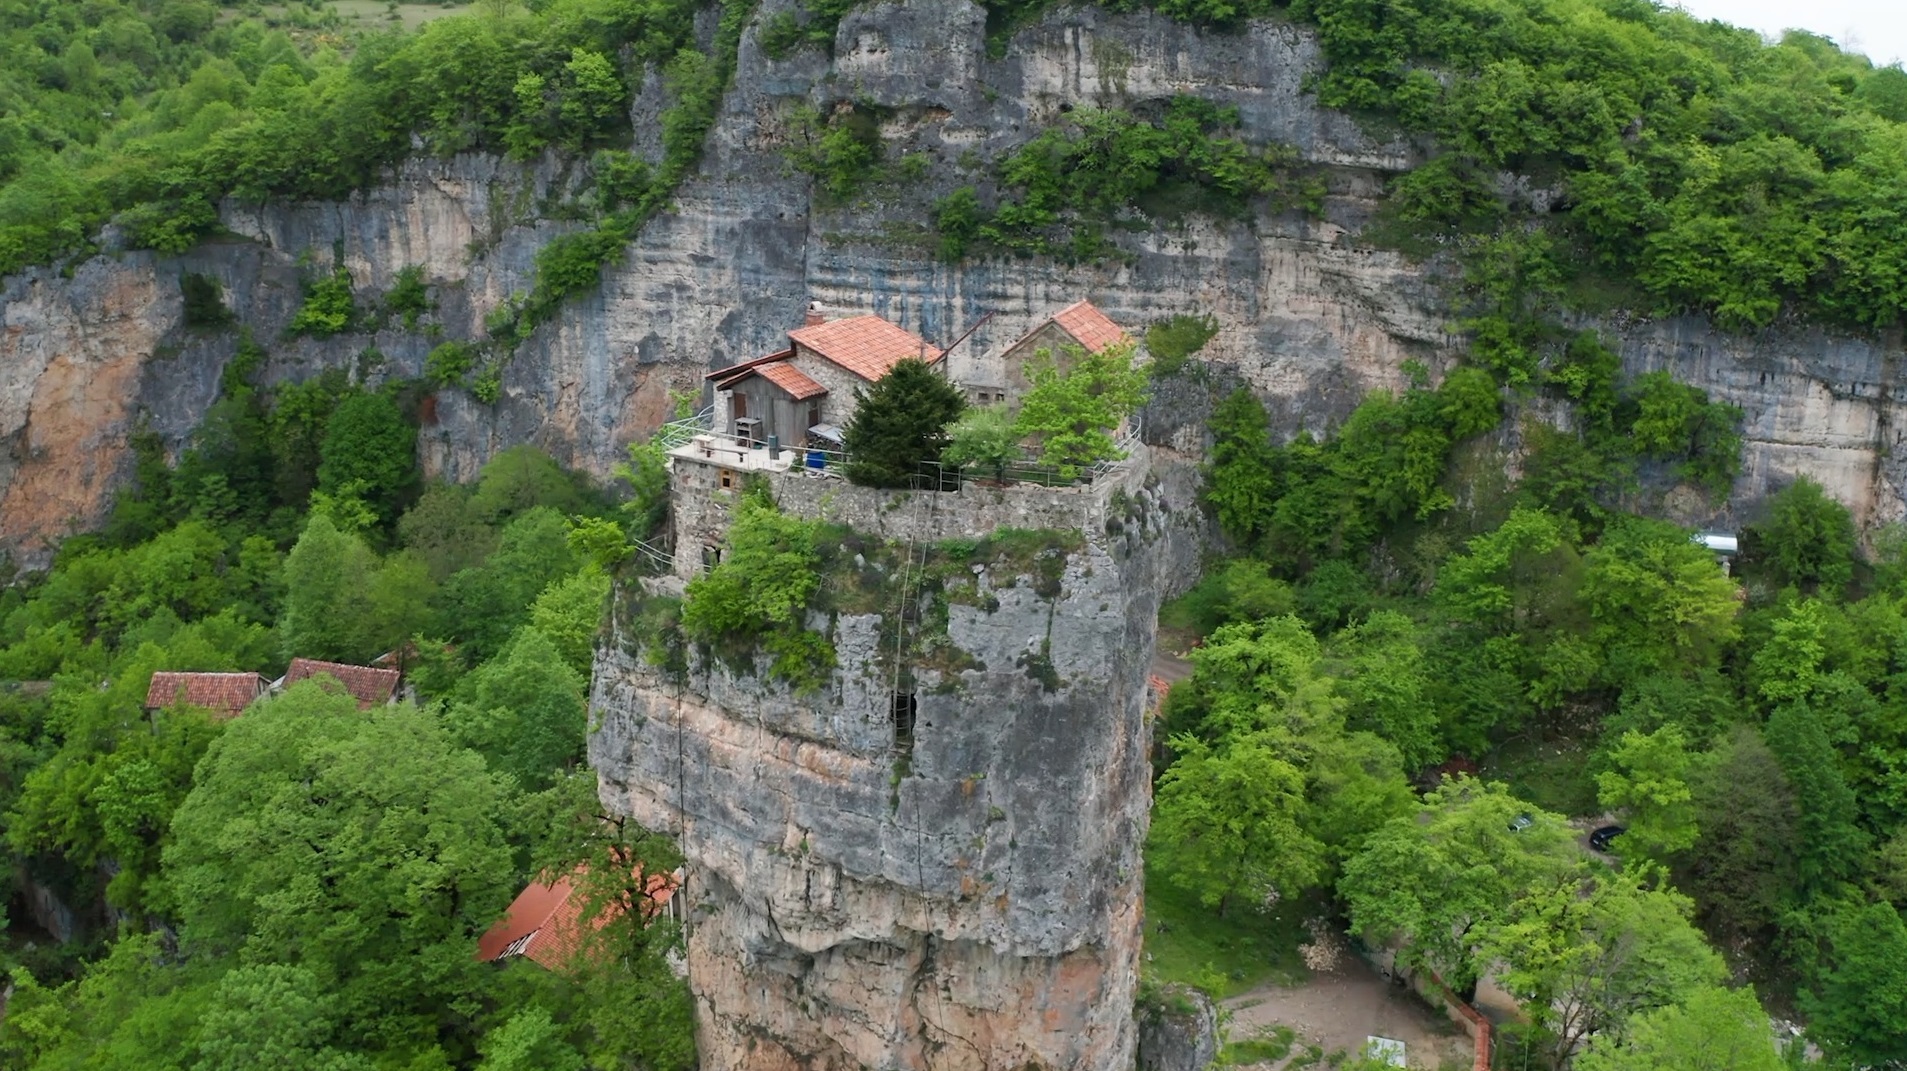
[
  {"left": 144, "top": 672, "right": 269, "bottom": 718},
  {"left": 478, "top": 866, "right": 680, "bottom": 970},
  {"left": 751, "top": 361, "right": 829, "bottom": 400},
  {"left": 706, "top": 348, "right": 794, "bottom": 382},
  {"left": 788, "top": 315, "right": 943, "bottom": 381},
  {"left": 1048, "top": 300, "right": 1130, "bottom": 353},
  {"left": 284, "top": 658, "right": 401, "bottom": 710}
]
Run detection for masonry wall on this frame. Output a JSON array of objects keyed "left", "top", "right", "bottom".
[{"left": 667, "top": 443, "right": 1155, "bottom": 580}]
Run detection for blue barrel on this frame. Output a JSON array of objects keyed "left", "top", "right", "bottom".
[{"left": 806, "top": 450, "right": 825, "bottom": 470}]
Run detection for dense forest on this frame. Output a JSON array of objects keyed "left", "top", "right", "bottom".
[
  {"left": 0, "top": 326, "right": 690, "bottom": 1067},
  {"left": 3, "top": 0, "right": 1907, "bottom": 1067}
]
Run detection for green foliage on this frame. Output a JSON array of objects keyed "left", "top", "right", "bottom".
[
  {"left": 163, "top": 684, "right": 515, "bottom": 1045},
  {"left": 943, "top": 97, "right": 1322, "bottom": 261},
  {"left": 1575, "top": 985, "right": 1786, "bottom": 1071},
  {"left": 425, "top": 340, "right": 477, "bottom": 387},
  {"left": 1149, "top": 731, "right": 1320, "bottom": 917},
  {"left": 1799, "top": 899, "right": 1907, "bottom": 1068},
  {"left": 842, "top": 358, "right": 968, "bottom": 488},
  {"left": 785, "top": 103, "right": 885, "bottom": 202},
  {"left": 681, "top": 493, "right": 835, "bottom": 688},
  {"left": 1749, "top": 476, "right": 1856, "bottom": 595},
  {"left": 383, "top": 265, "right": 434, "bottom": 329},
  {"left": 446, "top": 626, "right": 587, "bottom": 788},
  {"left": 316, "top": 391, "right": 419, "bottom": 526},
  {"left": 181, "top": 273, "right": 234, "bottom": 329},
  {"left": 1580, "top": 517, "right": 1741, "bottom": 688},
  {"left": 289, "top": 266, "right": 357, "bottom": 338},
  {"left": 614, "top": 438, "right": 671, "bottom": 540},
  {"left": 529, "top": 565, "right": 611, "bottom": 675},
  {"left": 941, "top": 404, "right": 1022, "bottom": 482},
  {"left": 1144, "top": 314, "right": 1219, "bottom": 376},
  {"left": 1014, "top": 339, "right": 1148, "bottom": 478},
  {"left": 1204, "top": 389, "right": 1281, "bottom": 553},
  {"left": 1340, "top": 778, "right": 1579, "bottom": 993},
  {"left": 1595, "top": 725, "right": 1702, "bottom": 864}
]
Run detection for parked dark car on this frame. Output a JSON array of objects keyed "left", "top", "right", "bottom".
[{"left": 1589, "top": 825, "right": 1626, "bottom": 853}]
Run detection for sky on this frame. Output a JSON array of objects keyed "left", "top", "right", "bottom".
[{"left": 1669, "top": 0, "right": 1906, "bottom": 66}]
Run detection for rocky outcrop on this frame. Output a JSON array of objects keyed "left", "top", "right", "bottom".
[
  {"left": 589, "top": 447, "right": 1196, "bottom": 1068},
  {"left": 1135, "top": 985, "right": 1220, "bottom": 1071},
  {"left": 1, "top": 0, "right": 1902, "bottom": 565}
]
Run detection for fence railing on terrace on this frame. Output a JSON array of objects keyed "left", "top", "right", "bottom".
[
  {"left": 653, "top": 406, "right": 716, "bottom": 450},
  {"left": 775, "top": 420, "right": 1143, "bottom": 492}
]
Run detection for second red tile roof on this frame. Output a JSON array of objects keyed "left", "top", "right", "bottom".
[
  {"left": 477, "top": 867, "right": 680, "bottom": 970},
  {"left": 144, "top": 672, "right": 269, "bottom": 718},
  {"left": 788, "top": 315, "right": 943, "bottom": 382},
  {"left": 1048, "top": 300, "right": 1130, "bottom": 354},
  {"left": 284, "top": 658, "right": 402, "bottom": 710}
]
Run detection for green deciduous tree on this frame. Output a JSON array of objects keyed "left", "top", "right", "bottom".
[
  {"left": 316, "top": 392, "right": 417, "bottom": 526},
  {"left": 1575, "top": 985, "right": 1785, "bottom": 1071},
  {"left": 1749, "top": 476, "right": 1857, "bottom": 595},
  {"left": 1800, "top": 899, "right": 1907, "bottom": 1069},
  {"left": 1340, "top": 778, "right": 1579, "bottom": 993},
  {"left": 1581, "top": 518, "right": 1741, "bottom": 688},
  {"left": 681, "top": 493, "right": 833, "bottom": 688},
  {"left": 162, "top": 683, "right": 515, "bottom": 1047},
  {"left": 942, "top": 404, "right": 1022, "bottom": 482},
  {"left": 1483, "top": 874, "right": 1724, "bottom": 1066},
  {"left": 1682, "top": 727, "right": 1803, "bottom": 940},
  {"left": 446, "top": 626, "right": 587, "bottom": 789},
  {"left": 1203, "top": 388, "right": 1281, "bottom": 552},
  {"left": 530, "top": 565, "right": 611, "bottom": 676},
  {"left": 1148, "top": 732, "right": 1319, "bottom": 917},
  {"left": 1595, "top": 725, "right": 1704, "bottom": 864},
  {"left": 1014, "top": 339, "right": 1148, "bottom": 478},
  {"left": 842, "top": 358, "right": 967, "bottom": 488}
]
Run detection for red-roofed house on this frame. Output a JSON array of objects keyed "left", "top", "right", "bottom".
[
  {"left": 477, "top": 866, "right": 682, "bottom": 970},
  {"left": 144, "top": 672, "right": 269, "bottom": 720},
  {"left": 706, "top": 305, "right": 943, "bottom": 448},
  {"left": 987, "top": 300, "right": 1132, "bottom": 403},
  {"left": 281, "top": 658, "right": 402, "bottom": 710}
]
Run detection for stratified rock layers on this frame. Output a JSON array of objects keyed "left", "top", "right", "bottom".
[
  {"left": 590, "top": 463, "right": 1185, "bottom": 1069},
  {"left": 2, "top": 0, "right": 1903, "bottom": 564}
]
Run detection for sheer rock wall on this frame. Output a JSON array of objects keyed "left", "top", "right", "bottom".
[
  {"left": 2, "top": 0, "right": 1901, "bottom": 564},
  {"left": 589, "top": 448, "right": 1195, "bottom": 1068}
]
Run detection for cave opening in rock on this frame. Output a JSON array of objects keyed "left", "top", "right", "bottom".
[{"left": 891, "top": 691, "right": 917, "bottom": 751}]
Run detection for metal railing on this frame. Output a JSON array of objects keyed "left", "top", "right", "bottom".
[
  {"left": 654, "top": 406, "right": 716, "bottom": 450},
  {"left": 629, "top": 536, "right": 674, "bottom": 575}
]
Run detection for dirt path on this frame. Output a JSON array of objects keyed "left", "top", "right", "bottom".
[{"left": 1223, "top": 954, "right": 1471, "bottom": 1069}]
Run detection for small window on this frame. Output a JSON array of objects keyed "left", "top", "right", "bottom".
[
  {"left": 719, "top": 468, "right": 736, "bottom": 490},
  {"left": 702, "top": 545, "right": 722, "bottom": 568},
  {"left": 891, "top": 692, "right": 917, "bottom": 750}
]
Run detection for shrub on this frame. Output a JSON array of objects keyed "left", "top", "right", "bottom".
[
  {"left": 681, "top": 493, "right": 835, "bottom": 689},
  {"left": 384, "top": 265, "right": 433, "bottom": 329},
  {"left": 425, "top": 341, "right": 476, "bottom": 387},
  {"left": 181, "top": 273, "right": 233, "bottom": 328},
  {"left": 289, "top": 267, "right": 356, "bottom": 338},
  {"left": 1145, "top": 313, "right": 1218, "bottom": 376}
]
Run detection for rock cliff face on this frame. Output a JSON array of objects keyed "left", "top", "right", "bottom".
[
  {"left": 2, "top": 0, "right": 1902, "bottom": 564},
  {"left": 590, "top": 447, "right": 1197, "bottom": 1068}
]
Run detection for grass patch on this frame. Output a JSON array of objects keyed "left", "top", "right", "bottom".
[
  {"left": 1218, "top": 1025, "right": 1297, "bottom": 1066},
  {"left": 1478, "top": 734, "right": 1599, "bottom": 817},
  {"left": 1142, "top": 860, "right": 1308, "bottom": 999}
]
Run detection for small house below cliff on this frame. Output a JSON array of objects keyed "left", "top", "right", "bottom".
[
  {"left": 144, "top": 672, "right": 270, "bottom": 720},
  {"left": 478, "top": 866, "right": 681, "bottom": 970},
  {"left": 280, "top": 657, "right": 402, "bottom": 710}
]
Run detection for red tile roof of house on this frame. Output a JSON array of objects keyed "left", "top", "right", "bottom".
[
  {"left": 284, "top": 658, "right": 401, "bottom": 710},
  {"left": 788, "top": 315, "right": 943, "bottom": 381},
  {"left": 1048, "top": 300, "right": 1130, "bottom": 353},
  {"left": 477, "top": 867, "right": 680, "bottom": 970},
  {"left": 753, "top": 361, "right": 829, "bottom": 400},
  {"left": 144, "top": 672, "right": 269, "bottom": 718},
  {"left": 705, "top": 348, "right": 794, "bottom": 382}
]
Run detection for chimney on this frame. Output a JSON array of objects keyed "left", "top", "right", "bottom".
[{"left": 804, "top": 300, "right": 824, "bottom": 327}]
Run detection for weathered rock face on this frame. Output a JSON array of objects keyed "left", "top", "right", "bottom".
[
  {"left": 1134, "top": 985, "right": 1220, "bottom": 1071},
  {"left": 2, "top": 0, "right": 1901, "bottom": 564},
  {"left": 590, "top": 447, "right": 1196, "bottom": 1068}
]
